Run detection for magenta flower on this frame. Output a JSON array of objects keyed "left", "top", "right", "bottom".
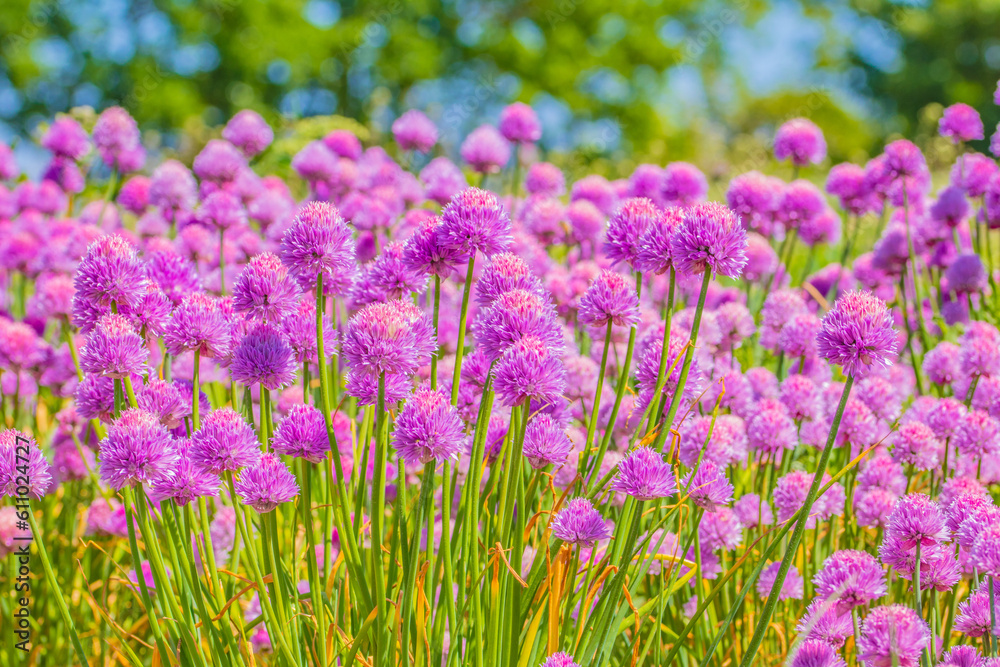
[
  {"left": 232, "top": 252, "right": 300, "bottom": 323},
  {"left": 402, "top": 214, "right": 467, "bottom": 278},
  {"left": 164, "top": 293, "right": 231, "bottom": 359},
  {"left": 393, "top": 389, "right": 466, "bottom": 465},
  {"left": 498, "top": 102, "right": 542, "bottom": 144},
  {"left": 190, "top": 408, "right": 261, "bottom": 474},
  {"left": 610, "top": 446, "right": 677, "bottom": 501},
  {"left": 883, "top": 493, "right": 949, "bottom": 551},
  {"left": 99, "top": 409, "right": 179, "bottom": 490},
  {"left": 222, "top": 110, "right": 273, "bottom": 158},
  {"left": 550, "top": 498, "right": 613, "bottom": 546},
  {"left": 279, "top": 202, "right": 356, "bottom": 294},
  {"left": 857, "top": 604, "right": 930, "bottom": 667},
  {"left": 342, "top": 300, "right": 435, "bottom": 377},
  {"left": 813, "top": 549, "right": 887, "bottom": 613},
  {"left": 815, "top": 290, "right": 897, "bottom": 378},
  {"left": 577, "top": 269, "right": 640, "bottom": 329},
  {"left": 230, "top": 322, "right": 297, "bottom": 390},
  {"left": 193, "top": 139, "right": 246, "bottom": 184},
  {"left": 605, "top": 197, "right": 662, "bottom": 268},
  {"left": 525, "top": 163, "right": 565, "bottom": 197},
  {"left": 439, "top": 187, "right": 511, "bottom": 258},
  {"left": 460, "top": 125, "right": 511, "bottom": 173},
  {"left": 491, "top": 335, "right": 566, "bottom": 407},
  {"left": 271, "top": 404, "right": 329, "bottom": 463},
  {"left": 0, "top": 430, "right": 53, "bottom": 500},
  {"left": 93, "top": 106, "right": 143, "bottom": 170},
  {"left": 150, "top": 439, "right": 220, "bottom": 506},
  {"left": 74, "top": 235, "right": 147, "bottom": 311},
  {"left": 940, "top": 103, "right": 985, "bottom": 143},
  {"left": 540, "top": 653, "right": 581, "bottom": 667},
  {"left": 522, "top": 414, "right": 573, "bottom": 469},
  {"left": 392, "top": 109, "right": 438, "bottom": 152},
  {"left": 756, "top": 561, "right": 803, "bottom": 601},
  {"left": 79, "top": 313, "right": 149, "bottom": 379},
  {"left": 670, "top": 202, "right": 748, "bottom": 278},
  {"left": 681, "top": 459, "right": 733, "bottom": 511},
  {"left": 234, "top": 452, "right": 299, "bottom": 513},
  {"left": 42, "top": 116, "right": 90, "bottom": 160},
  {"left": 774, "top": 118, "right": 827, "bottom": 166},
  {"left": 789, "top": 640, "right": 847, "bottom": 667},
  {"left": 661, "top": 162, "right": 708, "bottom": 207}
]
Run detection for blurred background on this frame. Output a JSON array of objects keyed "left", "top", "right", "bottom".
[{"left": 1, "top": 0, "right": 997, "bottom": 177}]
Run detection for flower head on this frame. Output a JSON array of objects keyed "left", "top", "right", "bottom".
[
  {"left": 610, "top": 446, "right": 677, "bottom": 501},
  {"left": 816, "top": 290, "right": 897, "bottom": 378},
  {"left": 460, "top": 125, "right": 511, "bottom": 173},
  {"left": 756, "top": 561, "right": 803, "bottom": 600},
  {"left": 940, "top": 103, "right": 985, "bottom": 143},
  {"left": 150, "top": 439, "right": 220, "bottom": 506},
  {"left": 233, "top": 252, "right": 300, "bottom": 323},
  {"left": 577, "top": 269, "right": 640, "bottom": 329},
  {"left": 99, "top": 409, "right": 179, "bottom": 490},
  {"left": 222, "top": 110, "right": 273, "bottom": 157},
  {"left": 604, "top": 197, "right": 662, "bottom": 268},
  {"left": 439, "top": 187, "right": 512, "bottom": 258},
  {"left": 523, "top": 414, "right": 573, "bottom": 469},
  {"left": 393, "top": 389, "right": 466, "bottom": 465},
  {"left": 682, "top": 459, "right": 733, "bottom": 511},
  {"left": 272, "top": 404, "right": 329, "bottom": 463},
  {"left": 857, "top": 604, "right": 930, "bottom": 667},
  {"left": 774, "top": 118, "right": 827, "bottom": 166},
  {"left": 492, "top": 336, "right": 566, "bottom": 407},
  {"left": 189, "top": 408, "right": 261, "bottom": 474},
  {"left": 392, "top": 109, "right": 438, "bottom": 152},
  {"left": 234, "top": 452, "right": 299, "bottom": 513},
  {"left": 341, "top": 300, "right": 436, "bottom": 377},
  {"left": 279, "top": 202, "right": 356, "bottom": 294},
  {"left": 230, "top": 322, "right": 297, "bottom": 390},
  {"left": 813, "top": 549, "right": 888, "bottom": 613},
  {"left": 0, "top": 430, "right": 53, "bottom": 500},
  {"left": 670, "top": 202, "right": 748, "bottom": 278},
  {"left": 498, "top": 102, "right": 542, "bottom": 144},
  {"left": 74, "top": 235, "right": 147, "bottom": 311},
  {"left": 550, "top": 498, "right": 613, "bottom": 546},
  {"left": 79, "top": 313, "right": 149, "bottom": 378}
]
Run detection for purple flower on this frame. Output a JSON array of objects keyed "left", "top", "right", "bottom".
[
  {"left": 938, "top": 645, "right": 984, "bottom": 667},
  {"left": 393, "top": 389, "right": 466, "bottom": 465},
  {"left": 271, "top": 404, "right": 329, "bottom": 463},
  {"left": 474, "top": 252, "right": 545, "bottom": 308},
  {"left": 816, "top": 290, "right": 897, "bottom": 378},
  {"left": 345, "top": 370, "right": 412, "bottom": 407},
  {"left": 367, "top": 242, "right": 429, "bottom": 299},
  {"left": 670, "top": 202, "right": 748, "bottom": 278},
  {"left": 42, "top": 116, "right": 90, "bottom": 160},
  {"left": 940, "top": 103, "right": 985, "bottom": 143},
  {"left": 150, "top": 439, "right": 220, "bottom": 506},
  {"left": 230, "top": 322, "right": 297, "bottom": 390},
  {"left": 883, "top": 494, "right": 949, "bottom": 552},
  {"left": 540, "top": 653, "right": 581, "bottom": 667},
  {"left": 93, "top": 106, "right": 142, "bottom": 170},
  {"left": 190, "top": 408, "right": 261, "bottom": 474},
  {"left": 700, "top": 506, "right": 744, "bottom": 550},
  {"left": 281, "top": 297, "right": 335, "bottom": 365},
  {"left": 523, "top": 414, "right": 573, "bottom": 469},
  {"left": 475, "top": 289, "right": 561, "bottom": 362},
  {"left": 439, "top": 187, "right": 512, "bottom": 258},
  {"left": 681, "top": 459, "right": 733, "bottom": 511},
  {"left": 74, "top": 235, "right": 147, "bottom": 311},
  {"left": 945, "top": 254, "right": 988, "bottom": 294},
  {"left": 954, "top": 410, "right": 1000, "bottom": 459},
  {"left": 756, "top": 561, "right": 803, "bottom": 600},
  {"left": 164, "top": 293, "right": 231, "bottom": 359},
  {"left": 234, "top": 452, "right": 299, "bottom": 513},
  {"left": 634, "top": 206, "right": 684, "bottom": 275},
  {"left": 193, "top": 139, "right": 246, "bottom": 184},
  {"left": 577, "top": 269, "right": 640, "bottom": 329},
  {"left": 956, "top": 579, "right": 1000, "bottom": 638},
  {"left": 525, "top": 163, "right": 565, "bottom": 197},
  {"left": 726, "top": 171, "right": 782, "bottom": 233},
  {"left": 392, "top": 109, "right": 438, "bottom": 152},
  {"left": 222, "top": 110, "right": 273, "bottom": 158},
  {"left": 420, "top": 157, "right": 467, "bottom": 205},
  {"left": 279, "top": 202, "right": 356, "bottom": 294},
  {"left": 0, "top": 430, "right": 53, "bottom": 500},
  {"left": 79, "top": 314, "right": 149, "bottom": 379},
  {"left": 550, "top": 498, "right": 613, "bottom": 546},
  {"left": 322, "top": 129, "right": 362, "bottom": 159},
  {"left": 857, "top": 604, "right": 930, "bottom": 667},
  {"left": 460, "top": 125, "right": 511, "bottom": 173},
  {"left": 813, "top": 549, "right": 888, "bottom": 612},
  {"left": 232, "top": 252, "right": 300, "bottom": 323},
  {"left": 341, "top": 300, "right": 435, "bottom": 377},
  {"left": 774, "top": 118, "right": 827, "bottom": 166},
  {"left": 930, "top": 186, "right": 970, "bottom": 227},
  {"left": 733, "top": 493, "right": 773, "bottom": 529},
  {"left": 498, "top": 102, "right": 542, "bottom": 144},
  {"left": 149, "top": 159, "right": 198, "bottom": 216},
  {"left": 747, "top": 397, "right": 798, "bottom": 454},
  {"left": 136, "top": 379, "right": 187, "bottom": 429},
  {"left": 797, "top": 599, "right": 853, "bottom": 647},
  {"left": 661, "top": 162, "right": 708, "bottom": 207},
  {"left": 604, "top": 197, "right": 661, "bottom": 268},
  {"left": 952, "top": 154, "right": 997, "bottom": 198},
  {"left": 199, "top": 190, "right": 246, "bottom": 231},
  {"left": 789, "top": 640, "right": 847, "bottom": 667},
  {"left": 610, "top": 446, "right": 677, "bottom": 501},
  {"left": 99, "top": 409, "right": 179, "bottom": 490},
  {"left": 891, "top": 422, "right": 940, "bottom": 471},
  {"left": 923, "top": 342, "right": 961, "bottom": 386},
  {"left": 777, "top": 313, "right": 821, "bottom": 359},
  {"left": 492, "top": 335, "right": 566, "bottom": 407},
  {"left": 827, "top": 162, "right": 875, "bottom": 216},
  {"left": 401, "top": 215, "right": 466, "bottom": 279},
  {"left": 571, "top": 175, "right": 618, "bottom": 215}
]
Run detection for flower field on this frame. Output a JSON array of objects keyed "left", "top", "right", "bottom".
[{"left": 1, "top": 92, "right": 1000, "bottom": 667}]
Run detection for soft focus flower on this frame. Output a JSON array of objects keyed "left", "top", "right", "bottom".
[
  {"left": 774, "top": 118, "right": 827, "bottom": 166},
  {"left": 460, "top": 125, "right": 511, "bottom": 173},
  {"left": 940, "top": 103, "right": 985, "bottom": 143},
  {"left": 498, "top": 102, "right": 542, "bottom": 144},
  {"left": 392, "top": 109, "right": 438, "bottom": 152},
  {"left": 756, "top": 561, "right": 803, "bottom": 601},
  {"left": 222, "top": 110, "right": 273, "bottom": 157},
  {"left": 857, "top": 604, "right": 930, "bottom": 667},
  {"left": 0, "top": 430, "right": 53, "bottom": 500},
  {"left": 577, "top": 269, "right": 640, "bottom": 329}
]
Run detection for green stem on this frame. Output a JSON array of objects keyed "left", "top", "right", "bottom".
[
  {"left": 451, "top": 256, "right": 477, "bottom": 405},
  {"left": 739, "top": 375, "right": 855, "bottom": 667}
]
